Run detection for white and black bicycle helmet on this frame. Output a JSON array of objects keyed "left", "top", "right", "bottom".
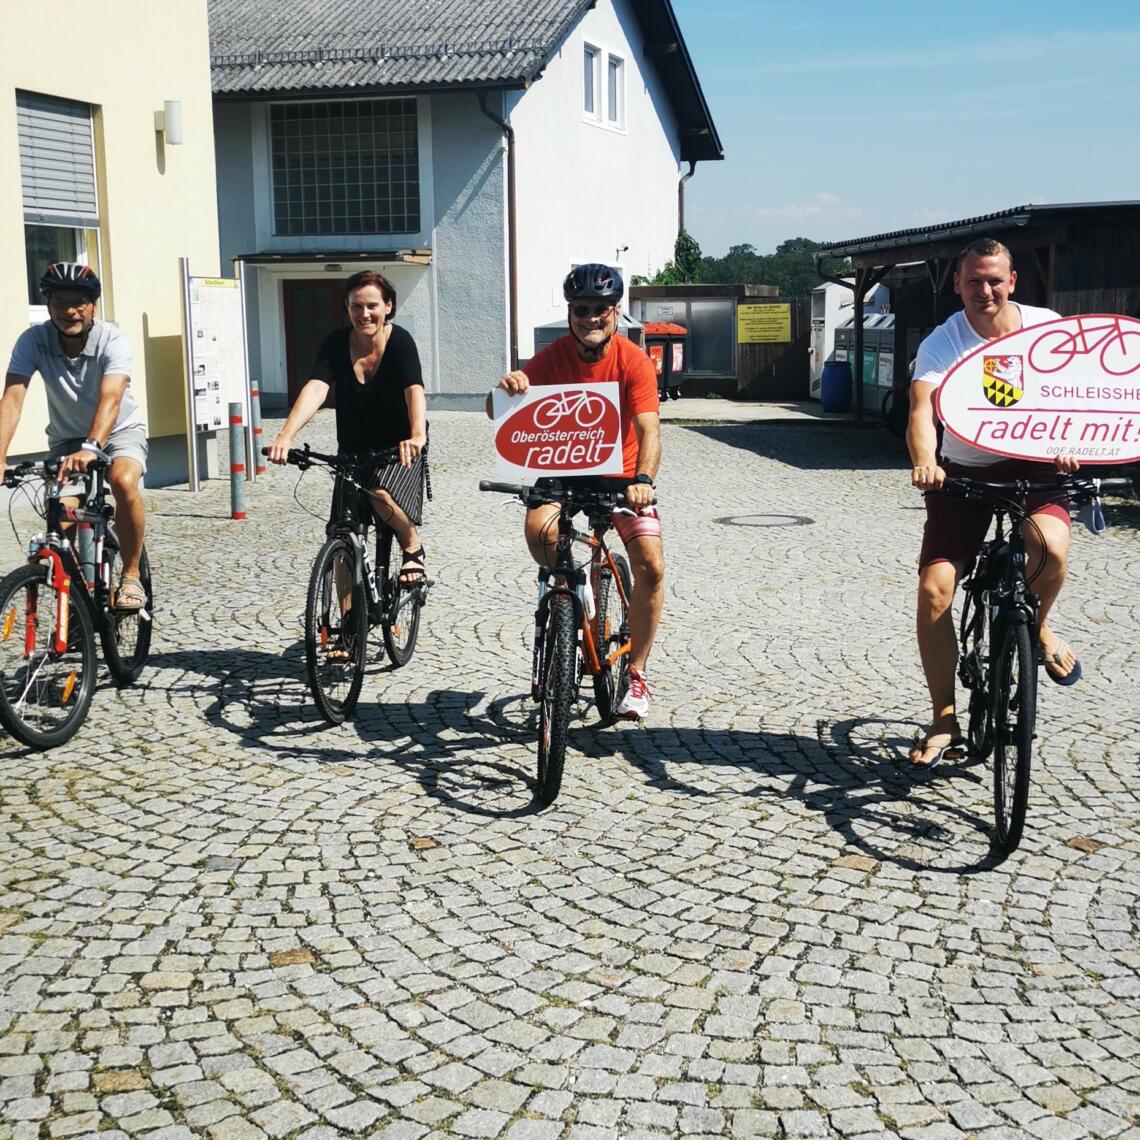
[
  {"left": 39, "top": 262, "right": 102, "bottom": 300},
  {"left": 563, "top": 263, "right": 624, "bottom": 303}
]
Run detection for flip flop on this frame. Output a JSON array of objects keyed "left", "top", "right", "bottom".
[
  {"left": 908, "top": 731, "right": 966, "bottom": 774},
  {"left": 1040, "top": 639, "right": 1082, "bottom": 686}
]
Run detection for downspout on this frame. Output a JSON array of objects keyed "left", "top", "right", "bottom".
[
  {"left": 678, "top": 160, "right": 696, "bottom": 234},
  {"left": 479, "top": 90, "right": 519, "bottom": 370}
]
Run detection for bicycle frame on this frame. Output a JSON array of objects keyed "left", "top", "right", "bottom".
[
  {"left": 530, "top": 499, "right": 633, "bottom": 707},
  {"left": 20, "top": 465, "right": 116, "bottom": 656}
]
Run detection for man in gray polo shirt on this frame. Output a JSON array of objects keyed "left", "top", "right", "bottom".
[{"left": 0, "top": 262, "right": 149, "bottom": 608}]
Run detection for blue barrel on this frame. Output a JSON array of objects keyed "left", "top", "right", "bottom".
[{"left": 820, "top": 360, "right": 852, "bottom": 413}]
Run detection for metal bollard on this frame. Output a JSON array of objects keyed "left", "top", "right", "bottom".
[
  {"left": 250, "top": 382, "right": 265, "bottom": 475},
  {"left": 229, "top": 402, "right": 247, "bottom": 520}
]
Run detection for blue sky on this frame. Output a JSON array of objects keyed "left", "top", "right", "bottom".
[{"left": 670, "top": 0, "right": 1140, "bottom": 257}]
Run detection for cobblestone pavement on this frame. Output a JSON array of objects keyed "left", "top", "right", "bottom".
[{"left": 2, "top": 410, "right": 1139, "bottom": 1140}]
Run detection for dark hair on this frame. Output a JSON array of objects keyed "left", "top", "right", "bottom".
[
  {"left": 956, "top": 238, "right": 1014, "bottom": 273},
  {"left": 343, "top": 270, "right": 397, "bottom": 318}
]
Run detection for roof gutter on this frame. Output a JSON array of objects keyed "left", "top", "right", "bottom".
[{"left": 479, "top": 89, "right": 519, "bottom": 371}]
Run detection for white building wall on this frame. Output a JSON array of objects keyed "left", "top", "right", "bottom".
[{"left": 510, "top": 0, "right": 682, "bottom": 359}]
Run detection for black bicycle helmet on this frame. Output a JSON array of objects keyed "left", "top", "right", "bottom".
[
  {"left": 563, "top": 263, "right": 623, "bottom": 303},
  {"left": 39, "top": 262, "right": 102, "bottom": 300}
]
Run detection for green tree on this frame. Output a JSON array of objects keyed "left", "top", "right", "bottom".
[
  {"left": 631, "top": 229, "right": 704, "bottom": 285},
  {"left": 697, "top": 236, "right": 851, "bottom": 296}
]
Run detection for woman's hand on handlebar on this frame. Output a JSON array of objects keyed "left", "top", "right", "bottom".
[
  {"left": 265, "top": 434, "right": 294, "bottom": 465},
  {"left": 398, "top": 433, "right": 426, "bottom": 469},
  {"left": 1054, "top": 453, "right": 1080, "bottom": 474},
  {"left": 911, "top": 462, "right": 946, "bottom": 491}
]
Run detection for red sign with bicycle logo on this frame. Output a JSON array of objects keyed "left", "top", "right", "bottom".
[
  {"left": 936, "top": 314, "right": 1140, "bottom": 464},
  {"left": 492, "top": 382, "right": 623, "bottom": 478}
]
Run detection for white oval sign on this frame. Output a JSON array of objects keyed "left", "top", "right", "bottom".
[{"left": 936, "top": 314, "right": 1140, "bottom": 464}]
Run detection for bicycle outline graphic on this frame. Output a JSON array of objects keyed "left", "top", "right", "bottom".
[
  {"left": 531, "top": 388, "right": 610, "bottom": 430},
  {"left": 1027, "top": 315, "right": 1140, "bottom": 377}
]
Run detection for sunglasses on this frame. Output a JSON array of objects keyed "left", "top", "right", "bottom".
[{"left": 570, "top": 303, "right": 615, "bottom": 319}]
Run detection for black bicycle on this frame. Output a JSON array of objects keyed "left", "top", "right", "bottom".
[
  {"left": 272, "top": 445, "right": 429, "bottom": 724},
  {"left": 0, "top": 458, "right": 153, "bottom": 749},
  {"left": 947, "top": 472, "right": 1135, "bottom": 854},
  {"left": 480, "top": 478, "right": 638, "bottom": 805}
]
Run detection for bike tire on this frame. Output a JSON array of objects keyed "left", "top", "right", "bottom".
[
  {"left": 592, "top": 553, "right": 632, "bottom": 725},
  {"left": 960, "top": 586, "right": 994, "bottom": 761},
  {"left": 536, "top": 595, "right": 577, "bottom": 806},
  {"left": 378, "top": 529, "right": 421, "bottom": 668},
  {"left": 304, "top": 537, "right": 367, "bottom": 724},
  {"left": 99, "top": 539, "right": 153, "bottom": 686},
  {"left": 0, "top": 563, "right": 98, "bottom": 750},
  {"left": 991, "top": 619, "right": 1035, "bottom": 855}
]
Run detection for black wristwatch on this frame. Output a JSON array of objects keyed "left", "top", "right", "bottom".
[{"left": 630, "top": 474, "right": 655, "bottom": 488}]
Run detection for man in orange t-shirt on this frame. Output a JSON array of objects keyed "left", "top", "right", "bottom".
[{"left": 486, "top": 264, "right": 663, "bottom": 718}]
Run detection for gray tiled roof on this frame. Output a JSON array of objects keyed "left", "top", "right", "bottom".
[{"left": 209, "top": 0, "right": 593, "bottom": 94}]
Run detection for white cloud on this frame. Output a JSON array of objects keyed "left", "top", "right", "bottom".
[{"left": 755, "top": 191, "right": 863, "bottom": 223}]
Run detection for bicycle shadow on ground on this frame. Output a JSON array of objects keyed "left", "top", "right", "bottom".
[
  {"left": 144, "top": 647, "right": 549, "bottom": 818},
  {"left": 678, "top": 422, "right": 906, "bottom": 472},
  {"left": 581, "top": 714, "right": 1007, "bottom": 874},
  {"left": 136, "top": 648, "right": 1007, "bottom": 864}
]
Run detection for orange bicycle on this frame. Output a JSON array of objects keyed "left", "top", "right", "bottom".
[{"left": 480, "top": 478, "right": 637, "bottom": 805}]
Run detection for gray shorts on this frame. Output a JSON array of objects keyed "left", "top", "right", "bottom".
[{"left": 51, "top": 428, "right": 148, "bottom": 474}]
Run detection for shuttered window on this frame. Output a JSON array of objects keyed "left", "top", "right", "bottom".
[{"left": 17, "top": 90, "right": 99, "bottom": 227}]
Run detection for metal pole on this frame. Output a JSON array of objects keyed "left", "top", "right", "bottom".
[
  {"left": 179, "top": 257, "right": 200, "bottom": 491},
  {"left": 228, "top": 403, "right": 247, "bottom": 520},
  {"left": 249, "top": 381, "right": 265, "bottom": 475},
  {"left": 236, "top": 259, "right": 257, "bottom": 482}
]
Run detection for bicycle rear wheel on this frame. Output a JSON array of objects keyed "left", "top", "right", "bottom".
[
  {"left": 592, "top": 552, "right": 632, "bottom": 724},
  {"left": 537, "top": 595, "right": 577, "bottom": 806},
  {"left": 305, "top": 537, "right": 367, "bottom": 724},
  {"left": 0, "top": 563, "right": 97, "bottom": 750},
  {"left": 992, "top": 618, "right": 1035, "bottom": 854},
  {"left": 377, "top": 529, "right": 421, "bottom": 667},
  {"left": 99, "top": 538, "right": 153, "bottom": 685}
]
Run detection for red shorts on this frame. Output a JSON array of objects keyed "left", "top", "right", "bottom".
[{"left": 919, "top": 459, "right": 1070, "bottom": 570}]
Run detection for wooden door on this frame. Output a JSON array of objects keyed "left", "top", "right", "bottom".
[{"left": 283, "top": 279, "right": 347, "bottom": 406}]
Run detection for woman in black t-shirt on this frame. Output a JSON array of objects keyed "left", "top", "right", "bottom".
[{"left": 267, "top": 270, "right": 428, "bottom": 583}]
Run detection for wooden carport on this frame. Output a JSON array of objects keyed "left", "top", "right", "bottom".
[{"left": 813, "top": 200, "right": 1140, "bottom": 424}]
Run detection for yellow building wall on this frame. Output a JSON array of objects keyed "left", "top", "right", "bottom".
[{"left": 0, "top": 0, "right": 219, "bottom": 458}]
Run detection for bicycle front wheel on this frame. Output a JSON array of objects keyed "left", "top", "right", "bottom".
[
  {"left": 0, "top": 563, "right": 98, "bottom": 750},
  {"left": 100, "top": 539, "right": 153, "bottom": 685},
  {"left": 592, "top": 553, "right": 632, "bottom": 724},
  {"left": 959, "top": 587, "right": 993, "bottom": 761},
  {"left": 377, "top": 529, "right": 421, "bottom": 668},
  {"left": 992, "top": 619, "right": 1035, "bottom": 854},
  {"left": 537, "top": 595, "right": 577, "bottom": 806},
  {"left": 305, "top": 537, "right": 367, "bottom": 724}
]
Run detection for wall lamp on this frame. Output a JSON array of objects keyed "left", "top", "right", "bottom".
[
  {"left": 154, "top": 100, "right": 184, "bottom": 146},
  {"left": 615, "top": 244, "right": 629, "bottom": 262}
]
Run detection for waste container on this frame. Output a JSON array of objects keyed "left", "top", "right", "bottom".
[
  {"left": 820, "top": 360, "right": 852, "bottom": 413},
  {"left": 642, "top": 321, "right": 688, "bottom": 401}
]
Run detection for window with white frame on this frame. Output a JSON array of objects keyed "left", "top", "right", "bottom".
[
  {"left": 582, "top": 44, "right": 625, "bottom": 129},
  {"left": 606, "top": 54, "right": 625, "bottom": 126},
  {"left": 270, "top": 98, "right": 420, "bottom": 236},
  {"left": 583, "top": 44, "right": 601, "bottom": 118},
  {"left": 16, "top": 91, "right": 100, "bottom": 308}
]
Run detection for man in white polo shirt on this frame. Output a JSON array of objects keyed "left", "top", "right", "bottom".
[
  {"left": 906, "top": 239, "right": 1079, "bottom": 770},
  {"left": 0, "top": 262, "right": 148, "bottom": 608}
]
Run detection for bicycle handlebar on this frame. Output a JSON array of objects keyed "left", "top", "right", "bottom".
[
  {"left": 261, "top": 443, "right": 401, "bottom": 472},
  {"left": 3, "top": 457, "right": 109, "bottom": 488},
  {"left": 478, "top": 478, "right": 657, "bottom": 509},
  {"left": 942, "top": 473, "right": 1136, "bottom": 506}
]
